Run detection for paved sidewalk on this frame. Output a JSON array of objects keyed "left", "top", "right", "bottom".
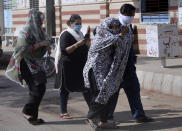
[
  {"left": 0, "top": 51, "right": 182, "bottom": 131},
  {"left": 0, "top": 74, "right": 182, "bottom": 131},
  {"left": 136, "top": 56, "right": 182, "bottom": 97}
]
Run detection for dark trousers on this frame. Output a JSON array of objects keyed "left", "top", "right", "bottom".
[
  {"left": 59, "top": 87, "right": 91, "bottom": 114},
  {"left": 20, "top": 59, "right": 46, "bottom": 119},
  {"left": 108, "top": 63, "right": 145, "bottom": 120},
  {"left": 87, "top": 69, "right": 111, "bottom": 123}
]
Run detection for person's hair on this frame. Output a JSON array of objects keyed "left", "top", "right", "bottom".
[
  {"left": 67, "top": 14, "right": 81, "bottom": 26},
  {"left": 120, "top": 4, "right": 136, "bottom": 15},
  {"left": 93, "top": 27, "right": 97, "bottom": 36},
  {"left": 108, "top": 19, "right": 121, "bottom": 29}
]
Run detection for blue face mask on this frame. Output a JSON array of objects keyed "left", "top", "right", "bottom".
[{"left": 74, "top": 25, "right": 82, "bottom": 31}]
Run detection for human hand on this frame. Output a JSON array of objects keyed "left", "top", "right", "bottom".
[
  {"left": 85, "top": 38, "right": 91, "bottom": 42},
  {"left": 40, "top": 40, "right": 50, "bottom": 47},
  {"left": 119, "top": 26, "right": 129, "bottom": 37},
  {"left": 46, "top": 46, "right": 51, "bottom": 54},
  {"left": 76, "top": 39, "right": 87, "bottom": 47}
]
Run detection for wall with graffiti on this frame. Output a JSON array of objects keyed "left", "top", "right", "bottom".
[{"left": 146, "top": 24, "right": 179, "bottom": 57}]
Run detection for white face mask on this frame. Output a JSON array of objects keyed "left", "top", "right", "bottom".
[{"left": 118, "top": 13, "right": 134, "bottom": 26}]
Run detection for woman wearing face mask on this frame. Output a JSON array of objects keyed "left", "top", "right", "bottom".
[
  {"left": 83, "top": 17, "right": 132, "bottom": 129},
  {"left": 54, "top": 14, "right": 91, "bottom": 119}
]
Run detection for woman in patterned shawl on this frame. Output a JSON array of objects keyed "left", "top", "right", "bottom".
[
  {"left": 83, "top": 17, "right": 133, "bottom": 129},
  {"left": 6, "top": 9, "right": 51, "bottom": 125}
]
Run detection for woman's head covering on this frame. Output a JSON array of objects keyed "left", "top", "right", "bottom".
[
  {"left": 89, "top": 17, "right": 121, "bottom": 52},
  {"left": 84, "top": 17, "right": 133, "bottom": 104},
  {"left": 100, "top": 17, "right": 121, "bottom": 34},
  {"left": 24, "top": 8, "right": 45, "bottom": 43},
  {"left": 5, "top": 9, "right": 46, "bottom": 86}
]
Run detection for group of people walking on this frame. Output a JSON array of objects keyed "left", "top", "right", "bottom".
[{"left": 5, "top": 3, "right": 153, "bottom": 129}]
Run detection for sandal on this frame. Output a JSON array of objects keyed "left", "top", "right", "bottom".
[
  {"left": 98, "top": 122, "right": 119, "bottom": 129},
  {"left": 59, "top": 113, "right": 72, "bottom": 119},
  {"left": 29, "top": 118, "right": 45, "bottom": 125},
  {"left": 85, "top": 119, "right": 99, "bottom": 131},
  {"left": 136, "top": 116, "right": 154, "bottom": 123},
  {"left": 24, "top": 115, "right": 34, "bottom": 122},
  {"left": 24, "top": 115, "right": 45, "bottom": 125},
  {"left": 107, "top": 119, "right": 120, "bottom": 125},
  {"left": 36, "top": 118, "right": 45, "bottom": 124}
]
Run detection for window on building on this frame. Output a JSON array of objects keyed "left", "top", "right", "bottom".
[
  {"left": 140, "top": 0, "right": 169, "bottom": 23},
  {"left": 29, "top": 0, "right": 39, "bottom": 10},
  {"left": 3, "top": 0, "right": 17, "bottom": 34},
  {"left": 3, "top": 0, "right": 16, "bottom": 9}
]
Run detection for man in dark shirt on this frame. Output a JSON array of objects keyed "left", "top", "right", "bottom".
[{"left": 107, "top": 4, "right": 153, "bottom": 123}]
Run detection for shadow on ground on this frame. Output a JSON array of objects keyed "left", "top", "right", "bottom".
[
  {"left": 113, "top": 110, "right": 182, "bottom": 131},
  {"left": 165, "top": 65, "right": 182, "bottom": 69},
  {"left": 1, "top": 78, "right": 182, "bottom": 130},
  {"left": 36, "top": 109, "right": 182, "bottom": 131},
  {"left": 1, "top": 55, "right": 182, "bottom": 131}
]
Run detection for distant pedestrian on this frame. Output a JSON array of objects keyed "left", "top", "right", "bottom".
[
  {"left": 5, "top": 9, "right": 51, "bottom": 125},
  {"left": 54, "top": 14, "right": 91, "bottom": 119}
]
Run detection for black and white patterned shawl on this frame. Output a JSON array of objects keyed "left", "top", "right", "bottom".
[{"left": 83, "top": 17, "right": 133, "bottom": 104}]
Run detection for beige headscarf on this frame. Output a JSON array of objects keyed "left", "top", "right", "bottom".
[{"left": 5, "top": 9, "right": 45, "bottom": 86}]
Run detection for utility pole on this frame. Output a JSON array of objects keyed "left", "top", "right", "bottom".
[
  {"left": 106, "top": 0, "right": 111, "bottom": 17},
  {"left": 0, "top": 0, "right": 4, "bottom": 35},
  {"left": 58, "top": 0, "right": 62, "bottom": 33},
  {"left": 46, "top": 0, "right": 55, "bottom": 37}
]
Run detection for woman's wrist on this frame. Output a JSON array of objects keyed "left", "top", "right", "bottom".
[
  {"left": 119, "top": 33, "right": 124, "bottom": 38},
  {"left": 39, "top": 42, "right": 43, "bottom": 47},
  {"left": 73, "top": 43, "right": 78, "bottom": 48}
]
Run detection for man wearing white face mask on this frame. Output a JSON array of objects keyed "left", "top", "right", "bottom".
[
  {"left": 107, "top": 4, "right": 154, "bottom": 123},
  {"left": 118, "top": 12, "right": 134, "bottom": 26}
]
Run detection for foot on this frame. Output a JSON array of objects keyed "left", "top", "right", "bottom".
[
  {"left": 59, "top": 113, "right": 72, "bottom": 119},
  {"left": 98, "top": 122, "right": 119, "bottom": 129},
  {"left": 85, "top": 119, "right": 99, "bottom": 130},
  {"left": 30, "top": 118, "right": 45, "bottom": 125},
  {"left": 107, "top": 119, "right": 120, "bottom": 125},
  {"left": 23, "top": 114, "right": 36, "bottom": 122},
  {"left": 88, "top": 119, "right": 97, "bottom": 124},
  {"left": 23, "top": 114, "right": 45, "bottom": 125},
  {"left": 23, "top": 114, "right": 32, "bottom": 120},
  {"left": 136, "top": 116, "right": 154, "bottom": 123}
]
